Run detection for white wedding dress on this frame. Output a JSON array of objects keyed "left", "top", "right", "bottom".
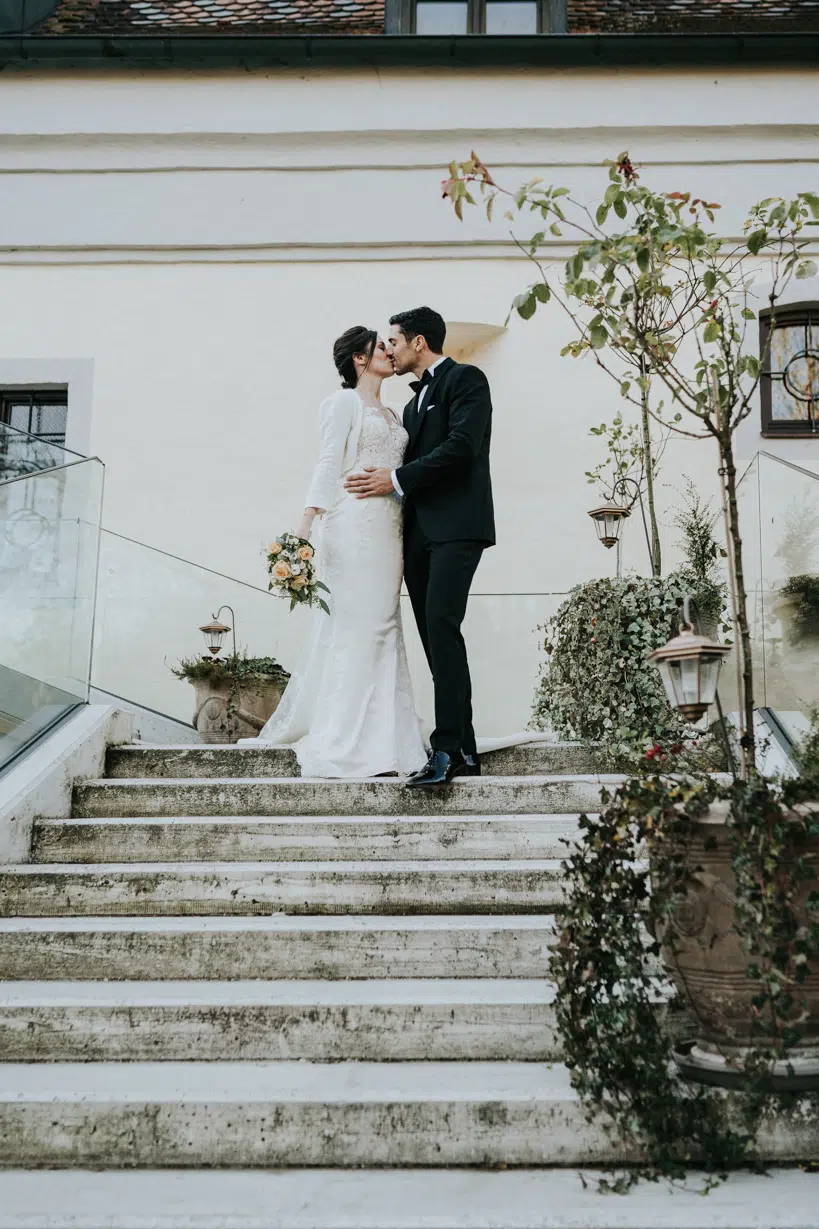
[{"left": 243, "top": 389, "right": 426, "bottom": 778}]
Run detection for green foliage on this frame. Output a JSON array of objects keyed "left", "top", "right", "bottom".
[
  {"left": 173, "top": 653, "right": 290, "bottom": 730},
  {"left": 790, "top": 708, "right": 819, "bottom": 791},
  {"left": 443, "top": 151, "right": 817, "bottom": 767},
  {"left": 531, "top": 575, "right": 688, "bottom": 754},
  {"left": 551, "top": 755, "right": 819, "bottom": 1190},
  {"left": 172, "top": 654, "right": 290, "bottom": 687},
  {"left": 585, "top": 413, "right": 644, "bottom": 496},
  {"left": 444, "top": 152, "right": 816, "bottom": 441},
  {"left": 779, "top": 574, "right": 819, "bottom": 641},
  {"left": 774, "top": 493, "right": 819, "bottom": 577},
  {"left": 673, "top": 479, "right": 728, "bottom": 629}
]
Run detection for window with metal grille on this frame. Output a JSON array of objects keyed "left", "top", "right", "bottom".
[
  {"left": 0, "top": 389, "right": 68, "bottom": 448},
  {"left": 760, "top": 307, "right": 819, "bottom": 436}
]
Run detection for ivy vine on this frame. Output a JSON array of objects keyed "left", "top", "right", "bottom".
[
  {"left": 531, "top": 576, "right": 690, "bottom": 756},
  {"left": 550, "top": 742, "right": 819, "bottom": 1190}
]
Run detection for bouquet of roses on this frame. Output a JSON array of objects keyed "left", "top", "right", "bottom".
[{"left": 266, "top": 533, "right": 330, "bottom": 614}]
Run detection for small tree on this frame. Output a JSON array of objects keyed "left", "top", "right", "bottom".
[
  {"left": 444, "top": 153, "right": 819, "bottom": 774},
  {"left": 673, "top": 477, "right": 728, "bottom": 632}
]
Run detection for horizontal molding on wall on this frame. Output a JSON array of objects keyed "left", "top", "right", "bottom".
[
  {"left": 0, "top": 125, "right": 818, "bottom": 173},
  {"left": 1, "top": 239, "right": 818, "bottom": 265}
]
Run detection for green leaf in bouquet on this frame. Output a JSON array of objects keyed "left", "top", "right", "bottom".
[
  {"left": 316, "top": 581, "right": 331, "bottom": 593},
  {"left": 319, "top": 599, "right": 331, "bottom": 615}
]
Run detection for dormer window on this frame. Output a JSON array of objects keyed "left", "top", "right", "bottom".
[
  {"left": 760, "top": 306, "right": 819, "bottom": 436},
  {"left": 409, "top": 0, "right": 547, "bottom": 34}
]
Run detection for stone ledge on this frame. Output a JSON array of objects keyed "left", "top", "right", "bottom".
[
  {"left": 71, "top": 776, "right": 620, "bottom": 819},
  {"left": 0, "top": 860, "right": 565, "bottom": 917},
  {"left": 31, "top": 814, "right": 588, "bottom": 864},
  {"left": 0, "top": 1166, "right": 817, "bottom": 1229},
  {"left": 0, "top": 914, "right": 559, "bottom": 980},
  {"left": 0, "top": 1061, "right": 814, "bottom": 1168}
]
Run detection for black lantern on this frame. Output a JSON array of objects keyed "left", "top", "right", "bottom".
[
  {"left": 587, "top": 500, "right": 631, "bottom": 549},
  {"left": 648, "top": 624, "right": 732, "bottom": 724}
]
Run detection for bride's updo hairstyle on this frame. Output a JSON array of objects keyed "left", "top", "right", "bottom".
[{"left": 333, "top": 326, "right": 377, "bottom": 390}]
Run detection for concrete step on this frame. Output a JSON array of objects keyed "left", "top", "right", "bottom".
[
  {"left": 0, "top": 979, "right": 559, "bottom": 1062},
  {"left": 106, "top": 742, "right": 614, "bottom": 780},
  {"left": 33, "top": 814, "right": 585, "bottom": 864},
  {"left": 0, "top": 1167, "right": 816, "bottom": 1229},
  {"left": 0, "top": 915, "right": 557, "bottom": 980},
  {"left": 71, "top": 776, "right": 618, "bottom": 820},
  {"left": 0, "top": 1061, "right": 814, "bottom": 1169},
  {"left": 0, "top": 860, "right": 562, "bottom": 917}
]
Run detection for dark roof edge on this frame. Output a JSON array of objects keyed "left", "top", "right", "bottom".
[{"left": 2, "top": 32, "right": 819, "bottom": 71}]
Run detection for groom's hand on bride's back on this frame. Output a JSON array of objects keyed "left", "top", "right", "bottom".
[{"left": 344, "top": 467, "right": 394, "bottom": 499}]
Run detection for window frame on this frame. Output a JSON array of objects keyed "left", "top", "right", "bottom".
[
  {"left": 0, "top": 387, "right": 69, "bottom": 449},
  {"left": 407, "top": 0, "right": 552, "bottom": 35},
  {"left": 759, "top": 304, "right": 819, "bottom": 439}
]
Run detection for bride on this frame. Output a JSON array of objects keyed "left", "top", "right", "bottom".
[{"left": 242, "top": 326, "right": 426, "bottom": 778}]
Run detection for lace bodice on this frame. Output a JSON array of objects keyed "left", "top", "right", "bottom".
[{"left": 355, "top": 406, "right": 408, "bottom": 472}]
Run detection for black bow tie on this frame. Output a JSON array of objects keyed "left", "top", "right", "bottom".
[{"left": 409, "top": 370, "right": 433, "bottom": 395}]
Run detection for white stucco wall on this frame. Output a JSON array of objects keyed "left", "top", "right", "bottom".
[{"left": 2, "top": 64, "right": 818, "bottom": 733}]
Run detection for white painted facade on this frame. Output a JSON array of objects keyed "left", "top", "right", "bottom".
[{"left": 2, "top": 64, "right": 819, "bottom": 733}]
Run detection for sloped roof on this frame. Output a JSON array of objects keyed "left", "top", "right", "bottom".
[
  {"left": 40, "top": 0, "right": 385, "bottom": 34},
  {"left": 570, "top": 0, "right": 819, "bottom": 33},
  {"left": 32, "top": 0, "right": 819, "bottom": 36}
]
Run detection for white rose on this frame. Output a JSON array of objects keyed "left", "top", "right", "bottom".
[{"left": 291, "top": 564, "right": 302, "bottom": 575}]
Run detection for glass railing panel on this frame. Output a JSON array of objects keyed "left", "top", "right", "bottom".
[
  {"left": 0, "top": 457, "right": 105, "bottom": 772},
  {"left": 754, "top": 451, "right": 819, "bottom": 743},
  {"left": 92, "top": 526, "right": 566, "bottom": 738},
  {"left": 92, "top": 532, "right": 302, "bottom": 726},
  {"left": 0, "top": 422, "right": 81, "bottom": 482},
  {"left": 401, "top": 591, "right": 567, "bottom": 739}
]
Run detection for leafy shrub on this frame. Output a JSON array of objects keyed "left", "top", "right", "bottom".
[
  {"left": 531, "top": 575, "right": 688, "bottom": 753},
  {"left": 779, "top": 573, "right": 819, "bottom": 641},
  {"left": 173, "top": 654, "right": 290, "bottom": 689},
  {"left": 673, "top": 478, "right": 728, "bottom": 631}
]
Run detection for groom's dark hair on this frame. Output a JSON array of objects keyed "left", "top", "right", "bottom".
[{"left": 390, "top": 306, "right": 446, "bottom": 355}]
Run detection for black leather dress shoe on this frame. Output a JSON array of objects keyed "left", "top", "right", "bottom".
[
  {"left": 405, "top": 750, "right": 468, "bottom": 789},
  {"left": 406, "top": 751, "right": 433, "bottom": 782},
  {"left": 462, "top": 753, "right": 481, "bottom": 777}
]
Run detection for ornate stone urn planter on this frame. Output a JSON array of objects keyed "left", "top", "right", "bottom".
[
  {"left": 191, "top": 673, "right": 284, "bottom": 744},
  {"left": 173, "top": 656, "right": 289, "bottom": 745},
  {"left": 655, "top": 799, "right": 819, "bottom": 1091}
]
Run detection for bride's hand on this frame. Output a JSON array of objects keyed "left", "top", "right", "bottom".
[{"left": 295, "top": 509, "right": 318, "bottom": 542}]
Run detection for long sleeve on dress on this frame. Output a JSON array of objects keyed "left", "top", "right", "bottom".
[{"left": 304, "top": 390, "right": 358, "bottom": 513}]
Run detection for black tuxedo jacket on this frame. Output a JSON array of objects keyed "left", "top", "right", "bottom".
[{"left": 395, "top": 357, "right": 495, "bottom": 547}]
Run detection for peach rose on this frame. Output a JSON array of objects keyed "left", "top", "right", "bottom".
[
  {"left": 268, "top": 542, "right": 283, "bottom": 556},
  {"left": 272, "top": 560, "right": 292, "bottom": 580},
  {"left": 291, "top": 575, "right": 307, "bottom": 590},
  {"left": 297, "top": 545, "right": 313, "bottom": 561}
]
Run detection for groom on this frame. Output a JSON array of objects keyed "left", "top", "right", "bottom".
[{"left": 344, "top": 306, "right": 495, "bottom": 788}]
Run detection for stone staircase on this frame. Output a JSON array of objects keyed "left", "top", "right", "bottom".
[{"left": 0, "top": 741, "right": 814, "bottom": 1173}]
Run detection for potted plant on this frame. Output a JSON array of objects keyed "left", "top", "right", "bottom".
[
  {"left": 172, "top": 654, "right": 290, "bottom": 744},
  {"left": 444, "top": 154, "right": 819, "bottom": 1180},
  {"left": 776, "top": 573, "right": 819, "bottom": 642},
  {"left": 673, "top": 479, "right": 728, "bottom": 639}
]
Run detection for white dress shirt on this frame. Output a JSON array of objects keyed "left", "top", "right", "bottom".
[{"left": 391, "top": 356, "right": 446, "bottom": 497}]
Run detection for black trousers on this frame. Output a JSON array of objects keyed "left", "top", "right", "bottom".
[{"left": 404, "top": 514, "right": 484, "bottom": 757}]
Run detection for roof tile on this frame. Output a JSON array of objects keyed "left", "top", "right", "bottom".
[{"left": 34, "top": 0, "right": 819, "bottom": 36}]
